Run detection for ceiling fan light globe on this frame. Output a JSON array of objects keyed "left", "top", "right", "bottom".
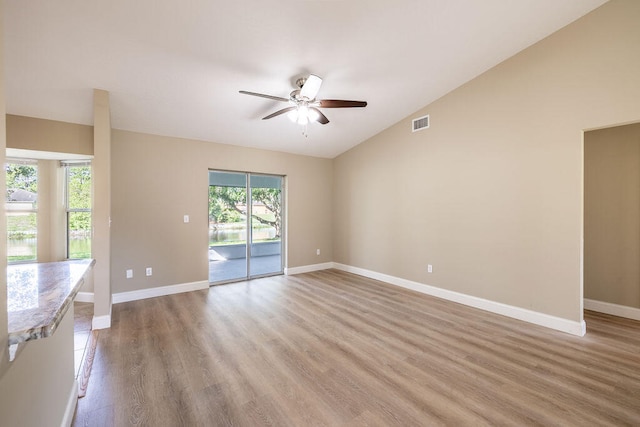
[
  {"left": 297, "top": 114, "right": 309, "bottom": 126},
  {"left": 288, "top": 109, "right": 299, "bottom": 123},
  {"left": 308, "top": 108, "right": 320, "bottom": 122},
  {"left": 297, "top": 105, "right": 310, "bottom": 125}
]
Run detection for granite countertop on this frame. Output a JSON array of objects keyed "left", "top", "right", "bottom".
[{"left": 7, "top": 259, "right": 96, "bottom": 346}]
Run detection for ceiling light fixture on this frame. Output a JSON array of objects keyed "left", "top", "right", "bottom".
[
  {"left": 288, "top": 104, "right": 310, "bottom": 125},
  {"left": 287, "top": 103, "right": 322, "bottom": 127},
  {"left": 239, "top": 73, "right": 367, "bottom": 128}
]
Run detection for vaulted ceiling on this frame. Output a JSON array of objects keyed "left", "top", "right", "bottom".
[{"left": 4, "top": 0, "right": 608, "bottom": 158}]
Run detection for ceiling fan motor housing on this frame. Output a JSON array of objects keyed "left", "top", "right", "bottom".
[{"left": 295, "top": 77, "right": 308, "bottom": 89}]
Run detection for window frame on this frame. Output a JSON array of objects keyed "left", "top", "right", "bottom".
[{"left": 63, "top": 161, "right": 92, "bottom": 260}]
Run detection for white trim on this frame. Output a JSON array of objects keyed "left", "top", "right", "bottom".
[
  {"left": 75, "top": 292, "right": 94, "bottom": 303},
  {"left": 584, "top": 298, "right": 640, "bottom": 321},
  {"left": 333, "top": 263, "right": 586, "bottom": 337},
  {"left": 92, "top": 313, "right": 111, "bottom": 330},
  {"left": 91, "top": 281, "right": 209, "bottom": 328},
  {"left": 112, "top": 280, "right": 210, "bottom": 304},
  {"left": 285, "top": 262, "right": 334, "bottom": 275},
  {"left": 60, "top": 379, "right": 78, "bottom": 427}
]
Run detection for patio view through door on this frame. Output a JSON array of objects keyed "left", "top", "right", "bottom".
[{"left": 208, "top": 170, "right": 284, "bottom": 284}]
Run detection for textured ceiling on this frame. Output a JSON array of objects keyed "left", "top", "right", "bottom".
[{"left": 4, "top": 0, "right": 607, "bottom": 158}]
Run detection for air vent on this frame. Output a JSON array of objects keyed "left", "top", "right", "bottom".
[{"left": 412, "top": 114, "right": 430, "bottom": 132}]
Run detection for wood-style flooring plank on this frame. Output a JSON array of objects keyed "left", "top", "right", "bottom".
[{"left": 74, "top": 269, "right": 640, "bottom": 426}]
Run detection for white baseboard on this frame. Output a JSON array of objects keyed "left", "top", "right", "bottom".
[
  {"left": 333, "top": 263, "right": 586, "bottom": 337},
  {"left": 60, "top": 379, "right": 78, "bottom": 427},
  {"left": 92, "top": 313, "right": 111, "bottom": 330},
  {"left": 75, "top": 292, "right": 94, "bottom": 303},
  {"left": 584, "top": 298, "right": 640, "bottom": 321},
  {"left": 112, "top": 280, "right": 210, "bottom": 304},
  {"left": 285, "top": 262, "right": 335, "bottom": 275},
  {"left": 90, "top": 281, "right": 208, "bottom": 329}
]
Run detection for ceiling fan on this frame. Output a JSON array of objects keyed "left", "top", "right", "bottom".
[{"left": 239, "top": 74, "right": 367, "bottom": 126}]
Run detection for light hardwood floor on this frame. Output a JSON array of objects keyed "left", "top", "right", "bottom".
[{"left": 73, "top": 269, "right": 640, "bottom": 426}]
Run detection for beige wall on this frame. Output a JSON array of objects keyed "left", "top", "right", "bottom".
[
  {"left": 6, "top": 114, "right": 93, "bottom": 155},
  {"left": 333, "top": 0, "right": 640, "bottom": 322},
  {"left": 110, "top": 129, "right": 333, "bottom": 293},
  {"left": 584, "top": 123, "right": 640, "bottom": 308},
  {"left": 0, "top": 0, "right": 8, "bottom": 374}
]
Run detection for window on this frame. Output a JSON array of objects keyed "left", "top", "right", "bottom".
[
  {"left": 64, "top": 162, "right": 92, "bottom": 259},
  {"left": 6, "top": 159, "right": 38, "bottom": 263}
]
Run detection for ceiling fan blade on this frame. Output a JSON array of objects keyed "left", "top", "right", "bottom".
[
  {"left": 318, "top": 99, "right": 367, "bottom": 108},
  {"left": 310, "top": 107, "right": 329, "bottom": 125},
  {"left": 300, "top": 74, "right": 323, "bottom": 100},
  {"left": 262, "top": 106, "right": 297, "bottom": 120},
  {"left": 239, "top": 90, "right": 289, "bottom": 103}
]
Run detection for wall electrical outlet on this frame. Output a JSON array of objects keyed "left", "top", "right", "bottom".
[
  {"left": 146, "top": 267, "right": 152, "bottom": 276},
  {"left": 126, "top": 269, "right": 133, "bottom": 279},
  {"left": 183, "top": 215, "right": 189, "bottom": 223},
  {"left": 316, "top": 249, "right": 321, "bottom": 256},
  {"left": 427, "top": 264, "right": 433, "bottom": 273}
]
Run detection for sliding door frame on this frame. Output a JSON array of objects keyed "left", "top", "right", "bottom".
[{"left": 208, "top": 169, "right": 285, "bottom": 284}]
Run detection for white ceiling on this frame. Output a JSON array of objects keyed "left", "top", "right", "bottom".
[{"left": 4, "top": 0, "right": 607, "bottom": 158}]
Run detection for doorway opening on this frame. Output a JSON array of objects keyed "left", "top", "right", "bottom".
[
  {"left": 583, "top": 121, "right": 640, "bottom": 324},
  {"left": 208, "top": 170, "right": 284, "bottom": 284}
]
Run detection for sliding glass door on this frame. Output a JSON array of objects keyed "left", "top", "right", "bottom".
[
  {"left": 248, "top": 174, "right": 283, "bottom": 277},
  {"left": 208, "top": 170, "right": 283, "bottom": 284}
]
